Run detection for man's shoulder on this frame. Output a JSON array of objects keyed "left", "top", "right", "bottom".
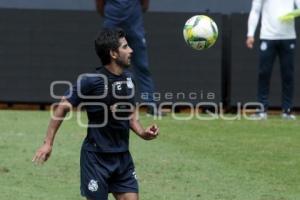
[{"left": 78, "top": 68, "right": 107, "bottom": 86}]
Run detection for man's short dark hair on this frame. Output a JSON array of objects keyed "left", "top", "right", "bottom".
[{"left": 95, "top": 28, "right": 126, "bottom": 65}]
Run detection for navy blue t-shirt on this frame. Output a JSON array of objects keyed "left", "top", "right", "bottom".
[{"left": 66, "top": 67, "right": 135, "bottom": 153}]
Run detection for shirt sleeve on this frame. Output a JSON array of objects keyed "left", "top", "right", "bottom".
[
  {"left": 65, "top": 75, "right": 94, "bottom": 107},
  {"left": 247, "top": 0, "right": 263, "bottom": 37}
]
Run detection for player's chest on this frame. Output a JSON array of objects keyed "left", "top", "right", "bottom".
[
  {"left": 108, "top": 76, "right": 134, "bottom": 94},
  {"left": 100, "top": 77, "right": 135, "bottom": 104}
]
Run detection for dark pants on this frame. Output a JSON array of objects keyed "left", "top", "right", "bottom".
[
  {"left": 258, "top": 39, "right": 295, "bottom": 112},
  {"left": 103, "top": 3, "right": 155, "bottom": 103}
]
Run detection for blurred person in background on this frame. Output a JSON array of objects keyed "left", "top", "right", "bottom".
[{"left": 246, "top": 0, "right": 300, "bottom": 120}]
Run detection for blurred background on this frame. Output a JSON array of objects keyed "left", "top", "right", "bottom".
[{"left": 0, "top": 0, "right": 299, "bottom": 111}]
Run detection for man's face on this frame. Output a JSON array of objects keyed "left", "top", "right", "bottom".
[{"left": 115, "top": 37, "right": 133, "bottom": 68}]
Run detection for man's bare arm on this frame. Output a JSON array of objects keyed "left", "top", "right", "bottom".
[
  {"left": 130, "top": 110, "right": 159, "bottom": 140},
  {"left": 32, "top": 98, "right": 72, "bottom": 164}
]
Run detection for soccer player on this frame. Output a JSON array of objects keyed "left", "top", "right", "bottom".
[
  {"left": 246, "top": 0, "right": 300, "bottom": 120},
  {"left": 32, "top": 28, "right": 159, "bottom": 200}
]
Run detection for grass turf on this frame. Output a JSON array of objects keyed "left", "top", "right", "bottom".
[{"left": 0, "top": 110, "right": 299, "bottom": 200}]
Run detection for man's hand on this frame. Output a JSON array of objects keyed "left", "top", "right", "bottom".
[
  {"left": 95, "top": 0, "right": 105, "bottom": 17},
  {"left": 246, "top": 36, "right": 255, "bottom": 49},
  {"left": 141, "top": 124, "right": 159, "bottom": 140},
  {"left": 32, "top": 143, "right": 52, "bottom": 165},
  {"left": 140, "top": 0, "right": 149, "bottom": 13}
]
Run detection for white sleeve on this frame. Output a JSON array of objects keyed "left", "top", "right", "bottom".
[
  {"left": 295, "top": 0, "right": 300, "bottom": 8},
  {"left": 247, "top": 0, "right": 263, "bottom": 37}
]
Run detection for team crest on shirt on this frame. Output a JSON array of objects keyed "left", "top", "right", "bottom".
[
  {"left": 127, "top": 78, "right": 134, "bottom": 89},
  {"left": 88, "top": 179, "right": 98, "bottom": 192}
]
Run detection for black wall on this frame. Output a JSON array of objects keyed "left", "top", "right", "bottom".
[
  {"left": 0, "top": 9, "right": 99, "bottom": 103},
  {"left": 0, "top": 9, "right": 222, "bottom": 104},
  {"left": 1, "top": 8, "right": 299, "bottom": 108}
]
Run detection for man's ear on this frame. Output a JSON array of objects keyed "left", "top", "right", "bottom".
[{"left": 110, "top": 50, "right": 118, "bottom": 60}]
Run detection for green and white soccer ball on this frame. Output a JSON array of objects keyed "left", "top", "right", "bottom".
[{"left": 183, "top": 15, "right": 218, "bottom": 50}]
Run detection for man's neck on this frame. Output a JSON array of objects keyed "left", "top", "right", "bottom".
[{"left": 105, "top": 63, "right": 123, "bottom": 76}]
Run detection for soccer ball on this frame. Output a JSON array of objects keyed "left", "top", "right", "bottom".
[{"left": 183, "top": 15, "right": 218, "bottom": 50}]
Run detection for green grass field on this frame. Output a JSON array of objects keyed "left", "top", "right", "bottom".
[{"left": 0, "top": 110, "right": 300, "bottom": 200}]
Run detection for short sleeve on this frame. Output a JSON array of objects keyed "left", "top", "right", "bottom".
[{"left": 65, "top": 75, "right": 94, "bottom": 107}]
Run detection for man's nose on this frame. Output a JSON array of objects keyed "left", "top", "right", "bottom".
[{"left": 129, "top": 47, "right": 133, "bottom": 53}]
